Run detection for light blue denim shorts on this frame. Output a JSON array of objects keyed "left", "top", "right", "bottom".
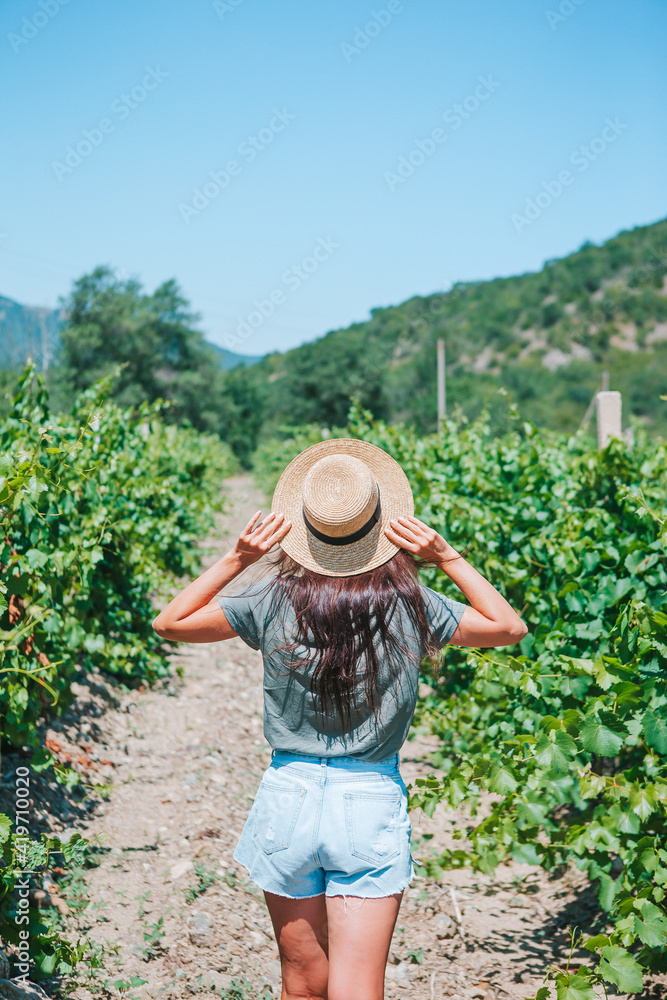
[{"left": 233, "top": 750, "right": 415, "bottom": 899}]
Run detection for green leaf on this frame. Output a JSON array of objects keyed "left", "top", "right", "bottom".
[
  {"left": 517, "top": 797, "right": 548, "bottom": 825},
  {"left": 555, "top": 970, "right": 597, "bottom": 1000},
  {"left": 598, "top": 873, "right": 618, "bottom": 912},
  {"left": 643, "top": 709, "right": 667, "bottom": 755},
  {"left": 539, "top": 715, "right": 563, "bottom": 733},
  {"left": 629, "top": 783, "right": 656, "bottom": 821},
  {"left": 612, "top": 681, "right": 642, "bottom": 706},
  {"left": 583, "top": 934, "right": 611, "bottom": 951},
  {"left": 574, "top": 619, "right": 604, "bottom": 640},
  {"left": 511, "top": 841, "right": 541, "bottom": 865},
  {"left": 519, "top": 672, "right": 539, "bottom": 697},
  {"left": 580, "top": 712, "right": 628, "bottom": 755},
  {"left": 0, "top": 813, "right": 12, "bottom": 844},
  {"left": 633, "top": 899, "right": 667, "bottom": 947},
  {"left": 561, "top": 709, "right": 581, "bottom": 736},
  {"left": 599, "top": 945, "right": 644, "bottom": 993},
  {"left": 534, "top": 729, "right": 577, "bottom": 773},
  {"left": 489, "top": 766, "right": 517, "bottom": 794},
  {"left": 29, "top": 747, "right": 56, "bottom": 773},
  {"left": 83, "top": 633, "right": 106, "bottom": 653}
]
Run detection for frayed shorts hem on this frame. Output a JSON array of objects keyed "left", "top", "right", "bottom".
[{"left": 233, "top": 855, "right": 416, "bottom": 900}]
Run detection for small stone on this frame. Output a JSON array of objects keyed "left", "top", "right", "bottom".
[
  {"left": 201, "top": 970, "right": 234, "bottom": 994},
  {"left": 386, "top": 963, "right": 412, "bottom": 982},
  {"left": 248, "top": 930, "right": 266, "bottom": 948},
  {"left": 142, "top": 985, "right": 163, "bottom": 999},
  {"left": 169, "top": 858, "right": 194, "bottom": 880},
  {"left": 224, "top": 911, "right": 245, "bottom": 933},
  {"left": 141, "top": 983, "right": 164, "bottom": 997},
  {"left": 265, "top": 958, "right": 282, "bottom": 981},
  {"left": 434, "top": 913, "right": 456, "bottom": 939},
  {"left": 0, "top": 982, "right": 51, "bottom": 1000},
  {"left": 189, "top": 911, "right": 215, "bottom": 946}
]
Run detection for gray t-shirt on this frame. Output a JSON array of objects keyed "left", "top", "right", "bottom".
[{"left": 219, "top": 577, "right": 466, "bottom": 762}]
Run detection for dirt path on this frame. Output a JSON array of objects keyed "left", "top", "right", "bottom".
[{"left": 20, "top": 475, "right": 623, "bottom": 1000}]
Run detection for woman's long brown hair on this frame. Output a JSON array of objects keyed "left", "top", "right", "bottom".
[{"left": 266, "top": 548, "right": 440, "bottom": 735}]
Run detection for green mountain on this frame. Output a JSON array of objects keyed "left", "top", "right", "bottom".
[
  {"left": 208, "top": 342, "right": 263, "bottom": 370},
  {"left": 0, "top": 295, "right": 61, "bottom": 371},
  {"left": 0, "top": 293, "right": 260, "bottom": 373},
  {"left": 242, "top": 218, "right": 667, "bottom": 439}
]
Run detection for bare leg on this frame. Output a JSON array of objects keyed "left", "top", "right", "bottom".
[
  {"left": 326, "top": 892, "right": 403, "bottom": 1000},
  {"left": 264, "top": 891, "right": 329, "bottom": 1000}
]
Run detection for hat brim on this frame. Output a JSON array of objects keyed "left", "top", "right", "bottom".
[{"left": 271, "top": 438, "right": 414, "bottom": 577}]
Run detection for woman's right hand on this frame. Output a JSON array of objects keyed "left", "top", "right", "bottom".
[
  {"left": 233, "top": 510, "right": 292, "bottom": 565},
  {"left": 384, "top": 514, "right": 458, "bottom": 566}
]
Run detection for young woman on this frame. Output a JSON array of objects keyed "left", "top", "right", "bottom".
[{"left": 153, "top": 439, "right": 527, "bottom": 1000}]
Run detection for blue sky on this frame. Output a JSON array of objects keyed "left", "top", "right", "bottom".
[{"left": 1, "top": 0, "right": 665, "bottom": 356}]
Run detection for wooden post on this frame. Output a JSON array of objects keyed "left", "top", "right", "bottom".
[
  {"left": 39, "top": 314, "right": 49, "bottom": 374},
  {"left": 437, "top": 338, "right": 446, "bottom": 423},
  {"left": 595, "top": 391, "right": 622, "bottom": 450},
  {"left": 580, "top": 371, "right": 612, "bottom": 432}
]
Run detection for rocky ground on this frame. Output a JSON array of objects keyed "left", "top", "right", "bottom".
[{"left": 0, "top": 475, "right": 655, "bottom": 1000}]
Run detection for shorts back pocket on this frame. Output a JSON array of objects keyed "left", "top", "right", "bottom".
[
  {"left": 251, "top": 781, "right": 306, "bottom": 855},
  {"left": 344, "top": 790, "right": 401, "bottom": 865}
]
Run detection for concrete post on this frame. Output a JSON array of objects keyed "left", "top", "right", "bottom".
[
  {"left": 437, "top": 338, "right": 446, "bottom": 423},
  {"left": 595, "top": 391, "right": 622, "bottom": 450}
]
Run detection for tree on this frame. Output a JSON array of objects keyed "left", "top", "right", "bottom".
[{"left": 49, "top": 266, "right": 264, "bottom": 457}]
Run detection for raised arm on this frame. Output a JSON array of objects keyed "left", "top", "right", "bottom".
[
  {"left": 384, "top": 515, "right": 527, "bottom": 648},
  {"left": 152, "top": 511, "right": 290, "bottom": 643}
]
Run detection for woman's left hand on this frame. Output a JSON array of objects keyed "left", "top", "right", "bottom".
[
  {"left": 233, "top": 510, "right": 292, "bottom": 565},
  {"left": 384, "top": 514, "right": 456, "bottom": 565}
]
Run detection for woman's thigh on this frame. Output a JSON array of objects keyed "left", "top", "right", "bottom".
[
  {"left": 264, "top": 891, "right": 329, "bottom": 1000},
  {"left": 326, "top": 891, "right": 403, "bottom": 1000}
]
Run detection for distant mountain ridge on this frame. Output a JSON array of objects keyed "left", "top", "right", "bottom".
[
  {"left": 240, "top": 217, "right": 667, "bottom": 437},
  {"left": 0, "top": 294, "right": 261, "bottom": 372},
  {"left": 3, "top": 217, "right": 666, "bottom": 442},
  {"left": 0, "top": 295, "right": 62, "bottom": 371},
  {"left": 208, "top": 342, "right": 263, "bottom": 370}
]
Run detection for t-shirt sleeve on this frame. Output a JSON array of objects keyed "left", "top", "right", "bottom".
[
  {"left": 421, "top": 585, "right": 467, "bottom": 645},
  {"left": 218, "top": 578, "right": 275, "bottom": 651}
]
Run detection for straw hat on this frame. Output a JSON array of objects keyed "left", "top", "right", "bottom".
[{"left": 271, "top": 438, "right": 414, "bottom": 577}]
